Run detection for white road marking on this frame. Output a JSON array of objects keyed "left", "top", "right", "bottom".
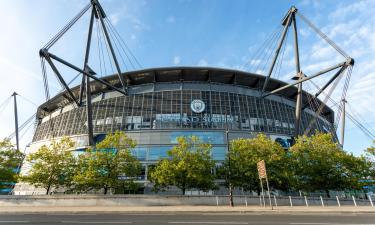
[
  {"left": 0, "top": 221, "right": 28, "bottom": 223},
  {"left": 290, "top": 223, "right": 375, "bottom": 225},
  {"left": 61, "top": 221, "right": 132, "bottom": 224},
  {"left": 168, "top": 222, "right": 248, "bottom": 224}
]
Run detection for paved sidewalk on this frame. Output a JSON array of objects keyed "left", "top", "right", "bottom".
[{"left": 0, "top": 205, "right": 374, "bottom": 213}]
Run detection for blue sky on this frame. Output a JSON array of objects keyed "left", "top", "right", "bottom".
[{"left": 0, "top": 0, "right": 374, "bottom": 154}]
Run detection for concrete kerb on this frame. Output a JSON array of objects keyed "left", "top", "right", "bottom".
[{"left": 0, "top": 206, "right": 374, "bottom": 214}]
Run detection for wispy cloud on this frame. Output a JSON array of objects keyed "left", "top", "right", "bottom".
[{"left": 173, "top": 56, "right": 181, "bottom": 65}]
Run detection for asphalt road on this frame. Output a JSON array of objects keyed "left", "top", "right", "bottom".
[{"left": 0, "top": 212, "right": 374, "bottom": 225}]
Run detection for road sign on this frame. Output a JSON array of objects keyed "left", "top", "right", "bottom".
[{"left": 257, "top": 160, "right": 267, "bottom": 179}]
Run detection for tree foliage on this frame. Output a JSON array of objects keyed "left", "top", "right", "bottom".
[
  {"left": 223, "top": 134, "right": 291, "bottom": 193},
  {"left": 289, "top": 132, "right": 369, "bottom": 195},
  {"left": 149, "top": 136, "right": 216, "bottom": 195},
  {"left": 72, "top": 131, "right": 141, "bottom": 194},
  {"left": 0, "top": 139, "right": 24, "bottom": 189},
  {"left": 20, "top": 137, "right": 75, "bottom": 194}
]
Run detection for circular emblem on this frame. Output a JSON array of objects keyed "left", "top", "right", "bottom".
[{"left": 191, "top": 99, "right": 205, "bottom": 113}]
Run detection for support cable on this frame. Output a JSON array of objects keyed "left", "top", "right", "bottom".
[
  {"left": 96, "top": 19, "right": 107, "bottom": 77},
  {"left": 274, "top": 27, "right": 289, "bottom": 80},
  {"left": 7, "top": 113, "right": 36, "bottom": 140},
  {"left": 43, "top": 3, "right": 92, "bottom": 49},
  {"left": 296, "top": 12, "right": 349, "bottom": 59},
  {"left": 335, "top": 66, "right": 352, "bottom": 127},
  {"left": 309, "top": 80, "right": 375, "bottom": 140},
  {"left": 347, "top": 102, "right": 375, "bottom": 135},
  {"left": 255, "top": 28, "right": 283, "bottom": 74},
  {"left": 0, "top": 96, "right": 11, "bottom": 115},
  {"left": 105, "top": 19, "right": 130, "bottom": 71},
  {"left": 243, "top": 26, "right": 282, "bottom": 72},
  {"left": 98, "top": 19, "right": 116, "bottom": 75},
  {"left": 19, "top": 119, "right": 35, "bottom": 141},
  {"left": 304, "top": 68, "right": 343, "bottom": 135},
  {"left": 40, "top": 57, "right": 50, "bottom": 101},
  {"left": 259, "top": 29, "right": 284, "bottom": 76},
  {"left": 105, "top": 18, "right": 142, "bottom": 69}
]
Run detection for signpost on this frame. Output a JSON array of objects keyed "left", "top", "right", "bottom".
[{"left": 257, "top": 160, "right": 272, "bottom": 209}]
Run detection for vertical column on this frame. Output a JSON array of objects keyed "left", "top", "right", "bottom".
[
  {"left": 291, "top": 8, "right": 303, "bottom": 138},
  {"left": 341, "top": 99, "right": 347, "bottom": 147},
  {"left": 12, "top": 92, "right": 19, "bottom": 151}
]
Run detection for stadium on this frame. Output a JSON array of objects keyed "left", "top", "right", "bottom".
[
  {"left": 14, "top": 67, "right": 336, "bottom": 195},
  {"left": 12, "top": 2, "right": 355, "bottom": 195}
]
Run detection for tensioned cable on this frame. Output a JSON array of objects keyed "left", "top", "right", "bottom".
[
  {"left": 19, "top": 119, "right": 34, "bottom": 141},
  {"left": 243, "top": 25, "right": 282, "bottom": 71},
  {"left": 18, "top": 95, "right": 38, "bottom": 107},
  {"left": 346, "top": 112, "right": 375, "bottom": 140},
  {"left": 105, "top": 18, "right": 143, "bottom": 69},
  {"left": 105, "top": 19, "right": 132, "bottom": 70},
  {"left": 335, "top": 66, "right": 352, "bottom": 127},
  {"left": 274, "top": 26, "right": 289, "bottom": 80},
  {"left": 44, "top": 3, "right": 92, "bottom": 49},
  {"left": 347, "top": 102, "right": 375, "bottom": 135},
  {"left": 40, "top": 57, "right": 50, "bottom": 101},
  {"left": 95, "top": 20, "right": 104, "bottom": 76},
  {"left": 254, "top": 27, "right": 283, "bottom": 75},
  {"left": 259, "top": 29, "right": 284, "bottom": 76},
  {"left": 254, "top": 27, "right": 283, "bottom": 73},
  {"left": 105, "top": 18, "right": 141, "bottom": 70},
  {"left": 96, "top": 19, "right": 107, "bottom": 77},
  {"left": 0, "top": 96, "right": 11, "bottom": 115},
  {"left": 98, "top": 19, "right": 116, "bottom": 75},
  {"left": 309, "top": 80, "right": 375, "bottom": 140},
  {"left": 7, "top": 113, "right": 36, "bottom": 140},
  {"left": 104, "top": 19, "right": 130, "bottom": 71},
  {"left": 296, "top": 12, "right": 349, "bottom": 59},
  {"left": 304, "top": 68, "right": 343, "bottom": 135}
]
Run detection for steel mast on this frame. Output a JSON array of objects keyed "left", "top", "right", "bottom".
[
  {"left": 340, "top": 98, "right": 347, "bottom": 147},
  {"left": 11, "top": 92, "right": 19, "bottom": 151}
]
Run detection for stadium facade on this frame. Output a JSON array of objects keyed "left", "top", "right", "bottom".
[{"left": 15, "top": 66, "right": 335, "bottom": 195}]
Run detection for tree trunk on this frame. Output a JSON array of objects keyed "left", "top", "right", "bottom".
[
  {"left": 229, "top": 183, "right": 234, "bottom": 207},
  {"left": 182, "top": 187, "right": 186, "bottom": 195},
  {"left": 46, "top": 184, "right": 51, "bottom": 195}
]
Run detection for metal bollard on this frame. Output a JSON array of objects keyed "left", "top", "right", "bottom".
[
  {"left": 304, "top": 196, "right": 309, "bottom": 207},
  {"left": 368, "top": 195, "right": 374, "bottom": 207},
  {"left": 273, "top": 196, "right": 278, "bottom": 208},
  {"left": 289, "top": 196, "right": 293, "bottom": 207},
  {"left": 352, "top": 196, "right": 357, "bottom": 207},
  {"left": 216, "top": 196, "right": 219, "bottom": 206},
  {"left": 320, "top": 196, "right": 324, "bottom": 207},
  {"left": 336, "top": 196, "right": 341, "bottom": 207}
]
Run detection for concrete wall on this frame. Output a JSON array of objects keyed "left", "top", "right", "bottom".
[{"left": 0, "top": 195, "right": 372, "bottom": 207}]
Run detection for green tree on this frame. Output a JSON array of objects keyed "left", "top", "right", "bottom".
[
  {"left": 72, "top": 131, "right": 141, "bottom": 194},
  {"left": 363, "top": 141, "right": 375, "bottom": 185},
  {"left": 149, "top": 136, "right": 216, "bottom": 195},
  {"left": 0, "top": 139, "right": 24, "bottom": 189},
  {"left": 20, "top": 137, "right": 75, "bottom": 194},
  {"left": 223, "top": 134, "right": 291, "bottom": 194},
  {"left": 290, "top": 132, "right": 368, "bottom": 196}
]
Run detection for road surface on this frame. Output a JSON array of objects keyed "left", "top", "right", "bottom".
[{"left": 0, "top": 212, "right": 374, "bottom": 225}]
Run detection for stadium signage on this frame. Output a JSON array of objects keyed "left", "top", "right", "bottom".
[
  {"left": 190, "top": 99, "right": 205, "bottom": 113},
  {"left": 156, "top": 114, "right": 234, "bottom": 123}
]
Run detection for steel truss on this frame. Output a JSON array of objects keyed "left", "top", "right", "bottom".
[
  {"left": 39, "top": 0, "right": 128, "bottom": 146},
  {"left": 260, "top": 6, "right": 354, "bottom": 141}
]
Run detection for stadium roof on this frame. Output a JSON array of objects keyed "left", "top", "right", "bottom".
[{"left": 37, "top": 67, "right": 334, "bottom": 122}]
